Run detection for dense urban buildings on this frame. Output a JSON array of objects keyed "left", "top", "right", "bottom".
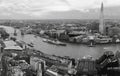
[{"left": 1, "top": 1, "right": 120, "bottom": 76}]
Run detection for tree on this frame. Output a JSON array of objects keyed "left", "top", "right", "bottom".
[{"left": 0, "top": 28, "right": 9, "bottom": 40}]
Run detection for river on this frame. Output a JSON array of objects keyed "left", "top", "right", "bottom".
[{"left": 2, "top": 26, "right": 120, "bottom": 59}]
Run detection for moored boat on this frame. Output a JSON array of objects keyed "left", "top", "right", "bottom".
[
  {"left": 42, "top": 38, "right": 52, "bottom": 43},
  {"left": 88, "top": 41, "right": 95, "bottom": 47},
  {"left": 88, "top": 36, "right": 95, "bottom": 47},
  {"left": 95, "top": 36, "right": 112, "bottom": 44},
  {"left": 42, "top": 38, "right": 66, "bottom": 46},
  {"left": 27, "top": 42, "right": 34, "bottom": 47}
]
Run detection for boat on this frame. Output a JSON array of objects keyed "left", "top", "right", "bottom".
[
  {"left": 95, "top": 36, "right": 112, "bottom": 44},
  {"left": 87, "top": 36, "right": 95, "bottom": 47},
  {"left": 42, "top": 39, "right": 51, "bottom": 43},
  {"left": 42, "top": 39, "right": 67, "bottom": 46},
  {"left": 55, "top": 41, "right": 67, "bottom": 46},
  {"left": 88, "top": 41, "right": 95, "bottom": 47},
  {"left": 27, "top": 42, "right": 34, "bottom": 47},
  {"left": 115, "top": 38, "right": 120, "bottom": 43},
  {"left": 82, "top": 55, "right": 94, "bottom": 60}
]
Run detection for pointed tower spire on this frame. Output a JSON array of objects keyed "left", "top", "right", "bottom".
[
  {"left": 101, "top": 2, "right": 103, "bottom": 12},
  {"left": 99, "top": 2, "right": 104, "bottom": 34}
]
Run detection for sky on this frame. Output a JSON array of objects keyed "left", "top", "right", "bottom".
[{"left": 0, "top": 0, "right": 120, "bottom": 19}]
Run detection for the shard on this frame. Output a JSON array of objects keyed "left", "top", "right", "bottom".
[{"left": 99, "top": 2, "right": 105, "bottom": 34}]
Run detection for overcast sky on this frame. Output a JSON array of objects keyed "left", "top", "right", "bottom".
[{"left": 0, "top": 0, "right": 120, "bottom": 19}]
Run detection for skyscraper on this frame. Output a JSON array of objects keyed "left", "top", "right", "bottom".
[{"left": 99, "top": 2, "right": 104, "bottom": 34}]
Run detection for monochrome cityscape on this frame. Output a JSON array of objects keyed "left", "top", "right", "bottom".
[{"left": 0, "top": 0, "right": 120, "bottom": 76}]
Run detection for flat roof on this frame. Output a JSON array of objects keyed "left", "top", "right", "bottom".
[
  {"left": 4, "top": 46, "right": 23, "bottom": 50},
  {"left": 4, "top": 40, "right": 17, "bottom": 47}
]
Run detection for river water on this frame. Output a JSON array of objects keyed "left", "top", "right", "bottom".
[{"left": 3, "top": 26, "right": 120, "bottom": 59}]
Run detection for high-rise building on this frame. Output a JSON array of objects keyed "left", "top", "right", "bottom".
[
  {"left": 37, "top": 62, "right": 44, "bottom": 76},
  {"left": 99, "top": 2, "right": 105, "bottom": 34}
]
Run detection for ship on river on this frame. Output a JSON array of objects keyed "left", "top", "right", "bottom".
[
  {"left": 95, "top": 35, "right": 112, "bottom": 44},
  {"left": 43, "top": 38, "right": 67, "bottom": 46}
]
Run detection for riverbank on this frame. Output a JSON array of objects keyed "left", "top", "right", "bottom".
[
  {"left": 0, "top": 25, "right": 120, "bottom": 58},
  {"left": 19, "top": 34, "right": 120, "bottom": 58}
]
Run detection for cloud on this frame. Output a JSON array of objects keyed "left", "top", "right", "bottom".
[
  {"left": 105, "top": 0, "right": 120, "bottom": 6},
  {"left": 0, "top": 0, "right": 71, "bottom": 17},
  {"left": 1, "top": 12, "right": 11, "bottom": 16},
  {"left": 0, "top": 0, "right": 120, "bottom": 18}
]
